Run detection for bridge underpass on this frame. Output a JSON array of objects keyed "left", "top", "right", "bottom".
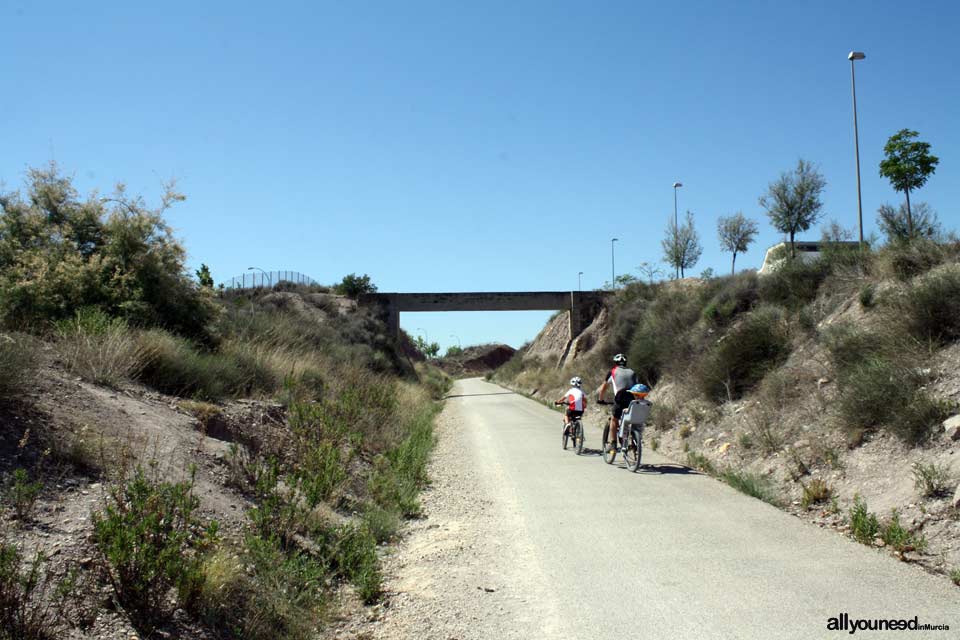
[{"left": 357, "top": 291, "right": 610, "bottom": 351}]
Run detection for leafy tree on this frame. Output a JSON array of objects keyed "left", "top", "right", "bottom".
[
  {"left": 717, "top": 212, "right": 759, "bottom": 275},
  {"left": 877, "top": 201, "right": 940, "bottom": 243},
  {"left": 759, "top": 159, "right": 826, "bottom": 258},
  {"left": 878, "top": 129, "right": 939, "bottom": 239},
  {"left": 0, "top": 163, "right": 213, "bottom": 338},
  {"left": 700, "top": 267, "right": 715, "bottom": 280},
  {"left": 334, "top": 273, "right": 377, "bottom": 299},
  {"left": 413, "top": 336, "right": 440, "bottom": 359},
  {"left": 195, "top": 264, "right": 214, "bottom": 288},
  {"left": 444, "top": 345, "right": 464, "bottom": 358},
  {"left": 636, "top": 261, "right": 664, "bottom": 284},
  {"left": 661, "top": 211, "right": 702, "bottom": 278}
]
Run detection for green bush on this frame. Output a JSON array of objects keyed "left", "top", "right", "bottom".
[
  {"left": 880, "top": 510, "right": 927, "bottom": 556},
  {"left": 758, "top": 258, "right": 829, "bottom": 309},
  {"left": 895, "top": 267, "right": 960, "bottom": 345},
  {"left": 332, "top": 524, "right": 382, "bottom": 604},
  {"left": 363, "top": 506, "right": 401, "bottom": 544},
  {"left": 685, "top": 451, "right": 715, "bottom": 475},
  {"left": 849, "top": 495, "right": 880, "bottom": 544},
  {"left": 877, "top": 239, "right": 952, "bottom": 281},
  {"left": 92, "top": 467, "right": 218, "bottom": 628},
  {"left": 369, "top": 402, "right": 437, "bottom": 517},
  {"left": 54, "top": 307, "right": 143, "bottom": 386},
  {"left": 3, "top": 469, "right": 42, "bottom": 521},
  {"left": 627, "top": 287, "right": 706, "bottom": 385},
  {"left": 801, "top": 478, "right": 833, "bottom": 509},
  {"left": 294, "top": 441, "right": 346, "bottom": 508},
  {"left": 696, "top": 306, "right": 791, "bottom": 401},
  {"left": 333, "top": 273, "right": 377, "bottom": 299},
  {"left": 858, "top": 284, "right": 876, "bottom": 309},
  {"left": 135, "top": 330, "right": 277, "bottom": 400},
  {"left": 720, "top": 469, "right": 780, "bottom": 506},
  {"left": 702, "top": 272, "right": 759, "bottom": 326},
  {"left": 911, "top": 461, "right": 953, "bottom": 498},
  {"left": 0, "top": 544, "right": 70, "bottom": 640},
  {"left": 0, "top": 333, "right": 38, "bottom": 399}
]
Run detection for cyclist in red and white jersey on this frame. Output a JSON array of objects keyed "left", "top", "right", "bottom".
[{"left": 556, "top": 376, "right": 587, "bottom": 434}]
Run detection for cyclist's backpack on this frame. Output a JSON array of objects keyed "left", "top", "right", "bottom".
[{"left": 621, "top": 399, "right": 652, "bottom": 427}]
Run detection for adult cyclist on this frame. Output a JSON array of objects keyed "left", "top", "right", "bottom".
[
  {"left": 597, "top": 354, "right": 638, "bottom": 450},
  {"left": 555, "top": 376, "right": 587, "bottom": 437}
]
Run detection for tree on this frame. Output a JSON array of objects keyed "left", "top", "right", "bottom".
[
  {"left": 414, "top": 335, "right": 440, "bottom": 359},
  {"left": 759, "top": 159, "right": 826, "bottom": 258},
  {"left": 636, "top": 261, "right": 664, "bottom": 284},
  {"left": 878, "top": 129, "right": 939, "bottom": 239},
  {"left": 661, "top": 211, "right": 703, "bottom": 278},
  {"left": 717, "top": 212, "right": 759, "bottom": 275},
  {"left": 195, "top": 264, "right": 214, "bottom": 288},
  {"left": 334, "top": 273, "right": 377, "bottom": 299},
  {"left": 444, "top": 345, "right": 464, "bottom": 358},
  {"left": 876, "top": 201, "right": 940, "bottom": 243}
]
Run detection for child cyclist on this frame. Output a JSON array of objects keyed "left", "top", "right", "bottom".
[{"left": 555, "top": 376, "right": 587, "bottom": 436}]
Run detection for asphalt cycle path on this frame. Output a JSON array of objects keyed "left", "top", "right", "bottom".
[{"left": 430, "top": 377, "right": 958, "bottom": 640}]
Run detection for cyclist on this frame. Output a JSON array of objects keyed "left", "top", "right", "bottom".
[
  {"left": 597, "top": 354, "right": 638, "bottom": 450},
  {"left": 555, "top": 376, "right": 587, "bottom": 436}
]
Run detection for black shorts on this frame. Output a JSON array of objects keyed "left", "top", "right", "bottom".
[
  {"left": 565, "top": 409, "right": 584, "bottom": 420},
  {"left": 611, "top": 389, "right": 634, "bottom": 419}
]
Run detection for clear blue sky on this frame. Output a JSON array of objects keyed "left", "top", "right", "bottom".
[{"left": 3, "top": 1, "right": 958, "bottom": 350}]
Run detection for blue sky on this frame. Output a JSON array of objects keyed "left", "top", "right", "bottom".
[{"left": 3, "top": 1, "right": 958, "bottom": 350}]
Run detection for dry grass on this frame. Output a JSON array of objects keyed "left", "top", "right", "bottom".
[
  {"left": 54, "top": 309, "right": 144, "bottom": 387},
  {"left": 0, "top": 333, "right": 39, "bottom": 399}
]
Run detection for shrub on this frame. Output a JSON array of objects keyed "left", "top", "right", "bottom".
[
  {"left": 895, "top": 267, "right": 960, "bottom": 345},
  {"left": 801, "top": 478, "right": 833, "bottom": 509},
  {"left": 877, "top": 239, "right": 951, "bottom": 281},
  {"left": 0, "top": 333, "right": 39, "bottom": 399},
  {"left": 651, "top": 403, "right": 678, "bottom": 431},
  {"left": 369, "top": 402, "right": 437, "bottom": 517},
  {"left": 880, "top": 510, "right": 927, "bottom": 556},
  {"left": 3, "top": 469, "right": 42, "bottom": 521},
  {"left": 849, "top": 495, "right": 880, "bottom": 544},
  {"left": 54, "top": 307, "right": 143, "bottom": 386},
  {"left": 720, "top": 469, "right": 781, "bottom": 506},
  {"left": 758, "top": 258, "right": 828, "bottom": 309},
  {"left": 701, "top": 272, "right": 759, "bottom": 326},
  {"left": 0, "top": 544, "right": 70, "bottom": 640},
  {"left": 194, "top": 539, "right": 325, "bottom": 640},
  {"left": 294, "top": 441, "right": 346, "bottom": 508},
  {"left": 858, "top": 284, "right": 876, "bottom": 309},
  {"left": 363, "top": 506, "right": 401, "bottom": 544},
  {"left": 951, "top": 568, "right": 960, "bottom": 587},
  {"left": 333, "top": 273, "right": 377, "bottom": 299},
  {"left": 911, "top": 461, "right": 953, "bottom": 498},
  {"left": 627, "top": 286, "right": 706, "bottom": 385},
  {"left": 332, "top": 524, "right": 382, "bottom": 604},
  {"left": 685, "top": 451, "right": 715, "bottom": 475},
  {"left": 696, "top": 306, "right": 791, "bottom": 401},
  {"left": 92, "top": 466, "right": 218, "bottom": 628}
]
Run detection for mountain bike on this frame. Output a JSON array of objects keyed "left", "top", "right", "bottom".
[
  {"left": 555, "top": 403, "right": 585, "bottom": 455},
  {"left": 598, "top": 399, "right": 649, "bottom": 472}
]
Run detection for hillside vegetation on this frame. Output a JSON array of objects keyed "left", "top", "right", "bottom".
[
  {"left": 0, "top": 167, "right": 449, "bottom": 639},
  {"left": 495, "top": 239, "right": 960, "bottom": 584}
]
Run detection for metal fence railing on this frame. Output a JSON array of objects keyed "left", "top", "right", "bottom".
[{"left": 222, "top": 270, "right": 320, "bottom": 290}]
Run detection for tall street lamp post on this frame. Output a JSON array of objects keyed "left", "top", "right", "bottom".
[
  {"left": 578, "top": 271, "right": 583, "bottom": 292},
  {"left": 610, "top": 239, "right": 618, "bottom": 289},
  {"left": 449, "top": 334, "right": 461, "bottom": 348},
  {"left": 247, "top": 266, "right": 271, "bottom": 288},
  {"left": 672, "top": 182, "right": 683, "bottom": 279},
  {"left": 848, "top": 51, "right": 866, "bottom": 251}
]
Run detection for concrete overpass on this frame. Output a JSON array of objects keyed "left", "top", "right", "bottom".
[{"left": 358, "top": 291, "right": 610, "bottom": 341}]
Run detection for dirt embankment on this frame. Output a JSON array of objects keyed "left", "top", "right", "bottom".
[{"left": 436, "top": 343, "right": 515, "bottom": 377}]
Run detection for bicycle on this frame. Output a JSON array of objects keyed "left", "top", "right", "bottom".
[
  {"left": 555, "top": 402, "right": 585, "bottom": 455},
  {"left": 598, "top": 398, "right": 650, "bottom": 472}
]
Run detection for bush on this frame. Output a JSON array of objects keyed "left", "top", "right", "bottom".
[
  {"left": 880, "top": 510, "right": 927, "bottom": 556},
  {"left": 895, "top": 267, "right": 960, "bottom": 345},
  {"left": 369, "top": 402, "right": 437, "bottom": 517},
  {"left": 135, "top": 330, "right": 278, "bottom": 400},
  {"left": 685, "top": 451, "right": 715, "bottom": 475},
  {"left": 0, "top": 333, "right": 38, "bottom": 399},
  {"left": 92, "top": 466, "right": 218, "bottom": 628},
  {"left": 3, "top": 469, "right": 42, "bottom": 522},
  {"left": 720, "top": 469, "right": 781, "bottom": 506},
  {"left": 849, "top": 495, "right": 880, "bottom": 544},
  {"left": 911, "top": 461, "right": 953, "bottom": 498},
  {"left": 801, "top": 478, "right": 833, "bottom": 509},
  {"left": 0, "top": 544, "right": 70, "bottom": 640},
  {"left": 758, "top": 258, "right": 828, "bottom": 309},
  {"left": 696, "top": 306, "right": 791, "bottom": 401},
  {"left": 858, "top": 284, "right": 876, "bottom": 309},
  {"left": 701, "top": 272, "right": 759, "bottom": 326},
  {"left": 363, "top": 506, "right": 401, "bottom": 544},
  {"left": 194, "top": 539, "right": 325, "bottom": 640},
  {"left": 877, "top": 239, "right": 952, "bottom": 281},
  {"left": 332, "top": 524, "right": 382, "bottom": 603},
  {"left": 333, "top": 273, "right": 377, "bottom": 299},
  {"left": 627, "top": 286, "right": 707, "bottom": 385},
  {"left": 54, "top": 307, "right": 143, "bottom": 386}
]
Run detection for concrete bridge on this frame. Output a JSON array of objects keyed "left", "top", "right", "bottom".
[{"left": 358, "top": 291, "right": 610, "bottom": 341}]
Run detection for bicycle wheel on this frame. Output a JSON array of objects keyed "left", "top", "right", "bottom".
[
  {"left": 562, "top": 422, "right": 569, "bottom": 450},
  {"left": 574, "top": 421, "right": 584, "bottom": 455},
  {"left": 627, "top": 427, "right": 643, "bottom": 472},
  {"left": 602, "top": 424, "right": 616, "bottom": 464}
]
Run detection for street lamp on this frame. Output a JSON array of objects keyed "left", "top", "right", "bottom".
[
  {"left": 416, "top": 327, "right": 429, "bottom": 344},
  {"left": 848, "top": 51, "right": 866, "bottom": 251},
  {"left": 247, "top": 266, "right": 271, "bottom": 288},
  {"left": 578, "top": 271, "right": 583, "bottom": 292},
  {"left": 672, "top": 182, "right": 683, "bottom": 279},
  {"left": 610, "top": 238, "right": 619, "bottom": 289}
]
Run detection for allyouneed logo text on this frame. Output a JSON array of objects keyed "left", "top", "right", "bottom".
[{"left": 827, "top": 613, "right": 950, "bottom": 634}]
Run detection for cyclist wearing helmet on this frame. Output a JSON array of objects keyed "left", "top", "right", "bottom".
[
  {"left": 597, "top": 354, "right": 638, "bottom": 450},
  {"left": 556, "top": 376, "right": 587, "bottom": 434}
]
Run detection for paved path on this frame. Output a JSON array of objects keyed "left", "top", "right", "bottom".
[{"left": 375, "top": 378, "right": 958, "bottom": 640}]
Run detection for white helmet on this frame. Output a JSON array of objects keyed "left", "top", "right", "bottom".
[
  {"left": 569, "top": 376, "right": 582, "bottom": 388},
  {"left": 613, "top": 353, "right": 627, "bottom": 365}
]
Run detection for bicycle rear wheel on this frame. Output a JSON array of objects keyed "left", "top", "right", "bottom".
[
  {"left": 562, "top": 422, "right": 569, "bottom": 450},
  {"left": 626, "top": 427, "right": 643, "bottom": 472},
  {"left": 602, "top": 425, "right": 616, "bottom": 464},
  {"left": 574, "top": 421, "right": 584, "bottom": 455}
]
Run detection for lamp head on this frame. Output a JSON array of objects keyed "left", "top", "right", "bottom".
[
  {"left": 848, "top": 51, "right": 865, "bottom": 61},
  {"left": 673, "top": 182, "right": 683, "bottom": 188}
]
